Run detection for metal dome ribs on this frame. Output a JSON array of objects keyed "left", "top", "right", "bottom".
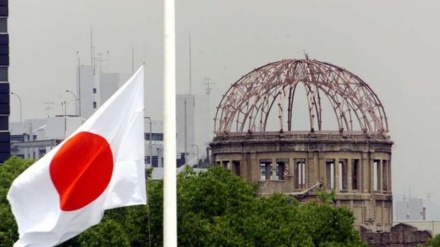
[{"left": 214, "top": 59, "right": 388, "bottom": 135}]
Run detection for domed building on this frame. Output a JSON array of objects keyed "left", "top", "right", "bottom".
[{"left": 210, "top": 58, "right": 393, "bottom": 231}]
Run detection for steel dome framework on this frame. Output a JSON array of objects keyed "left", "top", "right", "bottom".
[{"left": 214, "top": 59, "right": 388, "bottom": 135}]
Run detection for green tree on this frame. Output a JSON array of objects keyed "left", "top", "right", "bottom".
[
  {"left": 1, "top": 158, "right": 366, "bottom": 246},
  {"left": 427, "top": 233, "right": 440, "bottom": 247},
  {"left": 0, "top": 156, "right": 33, "bottom": 247}
]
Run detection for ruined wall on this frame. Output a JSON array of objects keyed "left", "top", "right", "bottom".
[
  {"left": 211, "top": 132, "right": 393, "bottom": 231},
  {"left": 360, "top": 223, "right": 432, "bottom": 247}
]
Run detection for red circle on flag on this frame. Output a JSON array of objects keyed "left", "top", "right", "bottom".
[{"left": 50, "top": 131, "right": 113, "bottom": 211}]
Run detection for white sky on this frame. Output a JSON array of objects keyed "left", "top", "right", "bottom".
[{"left": 8, "top": 1, "right": 440, "bottom": 206}]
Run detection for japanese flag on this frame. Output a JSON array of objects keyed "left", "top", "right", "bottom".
[{"left": 7, "top": 66, "right": 147, "bottom": 247}]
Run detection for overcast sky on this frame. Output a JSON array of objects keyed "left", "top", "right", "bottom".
[{"left": 8, "top": 1, "right": 440, "bottom": 207}]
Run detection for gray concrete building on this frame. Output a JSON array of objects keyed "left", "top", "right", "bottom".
[{"left": 210, "top": 58, "right": 393, "bottom": 232}]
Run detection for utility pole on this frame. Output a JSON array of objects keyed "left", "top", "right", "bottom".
[
  {"left": 43, "top": 101, "right": 54, "bottom": 117},
  {"left": 77, "top": 51, "right": 82, "bottom": 117},
  {"left": 144, "top": 117, "right": 153, "bottom": 168},
  {"left": 184, "top": 99, "right": 187, "bottom": 163},
  {"left": 204, "top": 77, "right": 214, "bottom": 95},
  {"left": 204, "top": 78, "right": 215, "bottom": 142},
  {"left": 10, "top": 92, "right": 22, "bottom": 122},
  {"left": 189, "top": 33, "right": 192, "bottom": 94}
]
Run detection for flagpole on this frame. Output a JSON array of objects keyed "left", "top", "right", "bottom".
[{"left": 163, "top": 0, "right": 177, "bottom": 246}]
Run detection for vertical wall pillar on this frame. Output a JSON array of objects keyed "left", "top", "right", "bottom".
[
  {"left": 378, "top": 160, "right": 383, "bottom": 193},
  {"left": 362, "top": 152, "right": 369, "bottom": 193},
  {"left": 335, "top": 158, "right": 340, "bottom": 192},
  {"left": 308, "top": 152, "right": 318, "bottom": 187},
  {"left": 388, "top": 159, "right": 392, "bottom": 193},
  {"left": 289, "top": 157, "right": 295, "bottom": 185},
  {"left": 369, "top": 155, "right": 375, "bottom": 193},
  {"left": 347, "top": 158, "right": 352, "bottom": 192},
  {"left": 318, "top": 153, "right": 326, "bottom": 185},
  {"left": 250, "top": 151, "right": 258, "bottom": 181},
  {"left": 384, "top": 160, "right": 388, "bottom": 193},
  {"left": 241, "top": 154, "right": 249, "bottom": 182},
  {"left": 271, "top": 158, "right": 277, "bottom": 180}
]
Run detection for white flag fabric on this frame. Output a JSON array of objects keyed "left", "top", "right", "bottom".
[{"left": 7, "top": 66, "right": 146, "bottom": 247}]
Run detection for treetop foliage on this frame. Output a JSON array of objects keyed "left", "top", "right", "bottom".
[{"left": 0, "top": 157, "right": 368, "bottom": 247}]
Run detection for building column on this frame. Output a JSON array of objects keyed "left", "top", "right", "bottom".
[
  {"left": 308, "top": 152, "right": 318, "bottom": 187},
  {"left": 290, "top": 157, "right": 296, "bottom": 188},
  {"left": 362, "top": 152, "right": 369, "bottom": 193},
  {"left": 379, "top": 160, "right": 383, "bottom": 194},
  {"left": 347, "top": 158, "right": 352, "bottom": 192},
  {"left": 369, "top": 154, "right": 375, "bottom": 193},
  {"left": 250, "top": 152, "right": 258, "bottom": 181},
  {"left": 335, "top": 158, "right": 340, "bottom": 192},
  {"left": 318, "top": 153, "right": 326, "bottom": 185},
  {"left": 269, "top": 158, "right": 275, "bottom": 180}
]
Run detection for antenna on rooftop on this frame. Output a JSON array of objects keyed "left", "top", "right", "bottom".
[
  {"left": 90, "top": 26, "right": 95, "bottom": 74},
  {"left": 204, "top": 77, "right": 214, "bottom": 95},
  {"left": 95, "top": 51, "right": 109, "bottom": 74},
  {"left": 189, "top": 33, "right": 192, "bottom": 94},
  {"left": 43, "top": 101, "right": 54, "bottom": 117}
]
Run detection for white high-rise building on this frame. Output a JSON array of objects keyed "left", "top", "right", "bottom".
[
  {"left": 77, "top": 65, "right": 131, "bottom": 119},
  {"left": 176, "top": 94, "right": 195, "bottom": 160},
  {"left": 175, "top": 93, "right": 212, "bottom": 165},
  {"left": 77, "top": 65, "right": 96, "bottom": 119}
]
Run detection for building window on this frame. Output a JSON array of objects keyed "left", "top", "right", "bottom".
[
  {"left": 0, "top": 115, "right": 7, "bottom": 129},
  {"left": 0, "top": 67, "right": 7, "bottom": 81},
  {"left": 0, "top": 18, "right": 6, "bottom": 33},
  {"left": 93, "top": 101, "right": 97, "bottom": 109},
  {"left": 93, "top": 88, "right": 97, "bottom": 94}
]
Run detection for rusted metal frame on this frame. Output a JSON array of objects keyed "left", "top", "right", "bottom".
[
  {"left": 307, "top": 62, "right": 325, "bottom": 131},
  {"left": 278, "top": 85, "right": 286, "bottom": 132},
  {"left": 338, "top": 97, "right": 351, "bottom": 132},
  {"left": 303, "top": 83, "right": 318, "bottom": 132},
  {"left": 363, "top": 99, "right": 383, "bottom": 132},
  {"left": 358, "top": 93, "right": 376, "bottom": 132},
  {"left": 222, "top": 91, "right": 238, "bottom": 131},
  {"left": 325, "top": 66, "right": 372, "bottom": 132},
  {"left": 214, "top": 89, "right": 235, "bottom": 133},
  {"left": 313, "top": 64, "right": 349, "bottom": 131},
  {"left": 262, "top": 92, "right": 275, "bottom": 131},
  {"left": 238, "top": 94, "right": 259, "bottom": 132},
  {"left": 218, "top": 89, "right": 243, "bottom": 132},
  {"left": 260, "top": 87, "right": 282, "bottom": 131},
  {"left": 361, "top": 90, "right": 387, "bottom": 133},
  {"left": 215, "top": 60, "right": 283, "bottom": 133},
  {"left": 234, "top": 74, "right": 266, "bottom": 132},
  {"left": 251, "top": 96, "right": 267, "bottom": 132},
  {"left": 285, "top": 61, "right": 299, "bottom": 131},
  {"left": 287, "top": 82, "right": 298, "bottom": 131},
  {"left": 225, "top": 93, "right": 240, "bottom": 132},
  {"left": 233, "top": 87, "right": 252, "bottom": 132},
  {"left": 331, "top": 64, "right": 388, "bottom": 133},
  {"left": 215, "top": 59, "right": 388, "bottom": 135},
  {"left": 331, "top": 79, "right": 354, "bottom": 132},
  {"left": 312, "top": 80, "right": 362, "bottom": 132},
  {"left": 227, "top": 68, "right": 270, "bottom": 132},
  {"left": 323, "top": 62, "right": 372, "bottom": 131},
  {"left": 303, "top": 62, "right": 320, "bottom": 132},
  {"left": 319, "top": 86, "right": 343, "bottom": 131},
  {"left": 316, "top": 88, "right": 323, "bottom": 131},
  {"left": 243, "top": 95, "right": 261, "bottom": 132},
  {"left": 314, "top": 64, "right": 353, "bottom": 131},
  {"left": 254, "top": 68, "right": 288, "bottom": 131},
  {"left": 287, "top": 84, "right": 297, "bottom": 131}
]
